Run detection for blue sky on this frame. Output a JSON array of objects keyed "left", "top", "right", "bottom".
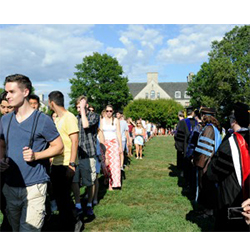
[
  {"left": 0, "top": 24, "right": 244, "bottom": 107},
  {"left": 0, "top": 0, "right": 248, "bottom": 108}
]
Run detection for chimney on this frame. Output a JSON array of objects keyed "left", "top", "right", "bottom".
[
  {"left": 187, "top": 72, "right": 194, "bottom": 83},
  {"left": 39, "top": 94, "right": 44, "bottom": 102},
  {"left": 147, "top": 72, "right": 158, "bottom": 85}
]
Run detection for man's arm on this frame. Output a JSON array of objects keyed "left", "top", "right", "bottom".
[
  {"left": 0, "top": 139, "right": 5, "bottom": 159},
  {"left": 68, "top": 132, "right": 79, "bottom": 171},
  {"left": 23, "top": 136, "right": 64, "bottom": 162},
  {"left": 0, "top": 139, "right": 9, "bottom": 172},
  {"left": 80, "top": 99, "right": 89, "bottom": 128},
  {"left": 0, "top": 119, "right": 5, "bottom": 159}
]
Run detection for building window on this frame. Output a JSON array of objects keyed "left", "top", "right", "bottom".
[
  {"left": 145, "top": 92, "right": 149, "bottom": 99},
  {"left": 184, "top": 91, "right": 190, "bottom": 98},
  {"left": 157, "top": 92, "right": 160, "bottom": 99},
  {"left": 150, "top": 90, "right": 155, "bottom": 99},
  {"left": 175, "top": 91, "right": 181, "bottom": 99}
]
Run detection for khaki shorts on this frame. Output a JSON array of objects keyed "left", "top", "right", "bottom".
[
  {"left": 2, "top": 183, "right": 47, "bottom": 232},
  {"left": 73, "top": 157, "right": 96, "bottom": 186}
]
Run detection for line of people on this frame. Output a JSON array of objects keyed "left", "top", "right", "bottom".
[
  {"left": 174, "top": 104, "right": 250, "bottom": 231},
  {"left": 0, "top": 74, "right": 157, "bottom": 232}
]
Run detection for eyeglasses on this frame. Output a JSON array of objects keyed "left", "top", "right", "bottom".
[
  {"left": 106, "top": 110, "right": 113, "bottom": 113},
  {"left": 137, "top": 123, "right": 141, "bottom": 125}
]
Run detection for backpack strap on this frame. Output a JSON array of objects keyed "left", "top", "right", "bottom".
[{"left": 29, "top": 110, "right": 42, "bottom": 149}]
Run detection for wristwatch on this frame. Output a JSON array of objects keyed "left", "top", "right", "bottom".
[{"left": 69, "top": 162, "right": 77, "bottom": 168}]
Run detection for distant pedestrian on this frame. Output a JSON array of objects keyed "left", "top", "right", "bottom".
[
  {"left": 133, "top": 120, "right": 145, "bottom": 159},
  {"left": 28, "top": 94, "right": 40, "bottom": 110},
  {"left": 0, "top": 91, "right": 14, "bottom": 115},
  {"left": 127, "top": 117, "right": 135, "bottom": 157},
  {"left": 174, "top": 107, "right": 197, "bottom": 187},
  {"left": 116, "top": 110, "right": 129, "bottom": 169}
]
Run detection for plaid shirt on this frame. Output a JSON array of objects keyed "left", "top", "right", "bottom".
[{"left": 77, "top": 111, "right": 99, "bottom": 159}]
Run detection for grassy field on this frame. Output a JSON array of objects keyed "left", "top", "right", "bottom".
[{"left": 0, "top": 136, "right": 215, "bottom": 232}]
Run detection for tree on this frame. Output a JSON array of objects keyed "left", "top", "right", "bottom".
[
  {"left": 69, "top": 52, "right": 133, "bottom": 114},
  {"left": 187, "top": 25, "right": 250, "bottom": 127},
  {"left": 124, "top": 99, "right": 183, "bottom": 128}
]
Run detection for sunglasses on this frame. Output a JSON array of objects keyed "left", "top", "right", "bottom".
[
  {"left": 137, "top": 123, "right": 141, "bottom": 124},
  {"left": 106, "top": 110, "right": 113, "bottom": 113}
]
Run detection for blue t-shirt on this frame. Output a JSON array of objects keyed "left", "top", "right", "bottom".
[
  {"left": 0, "top": 117, "right": 3, "bottom": 139},
  {"left": 0, "top": 110, "right": 60, "bottom": 187}
]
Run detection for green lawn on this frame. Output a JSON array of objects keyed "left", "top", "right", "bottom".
[
  {"left": 0, "top": 136, "right": 215, "bottom": 232},
  {"left": 82, "top": 136, "right": 214, "bottom": 232}
]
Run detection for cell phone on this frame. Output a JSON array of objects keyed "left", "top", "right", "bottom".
[{"left": 227, "top": 207, "right": 244, "bottom": 220}]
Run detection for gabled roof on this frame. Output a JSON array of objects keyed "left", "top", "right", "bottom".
[
  {"left": 128, "top": 82, "right": 147, "bottom": 98},
  {"left": 128, "top": 81, "right": 190, "bottom": 99},
  {"left": 159, "top": 82, "right": 189, "bottom": 99}
]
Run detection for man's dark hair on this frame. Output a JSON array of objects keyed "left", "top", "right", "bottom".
[
  {"left": 29, "top": 94, "right": 40, "bottom": 103},
  {"left": 186, "top": 106, "right": 194, "bottom": 116},
  {"left": 48, "top": 91, "right": 64, "bottom": 107},
  {"left": 4, "top": 74, "right": 32, "bottom": 97},
  {"left": 194, "top": 109, "right": 201, "bottom": 120},
  {"left": 178, "top": 111, "right": 184, "bottom": 118},
  {"left": 0, "top": 91, "right": 8, "bottom": 103}
]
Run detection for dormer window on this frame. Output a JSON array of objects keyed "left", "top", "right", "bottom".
[
  {"left": 184, "top": 91, "right": 190, "bottom": 98},
  {"left": 175, "top": 91, "right": 181, "bottom": 99}
]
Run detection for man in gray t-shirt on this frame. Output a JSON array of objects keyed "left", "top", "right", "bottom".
[{"left": 116, "top": 110, "right": 129, "bottom": 169}]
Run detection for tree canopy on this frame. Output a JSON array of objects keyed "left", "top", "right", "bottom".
[
  {"left": 124, "top": 99, "right": 183, "bottom": 128},
  {"left": 69, "top": 52, "right": 133, "bottom": 114},
  {"left": 187, "top": 25, "right": 250, "bottom": 127}
]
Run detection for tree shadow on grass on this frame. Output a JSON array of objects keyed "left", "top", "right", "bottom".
[{"left": 168, "top": 163, "right": 215, "bottom": 232}]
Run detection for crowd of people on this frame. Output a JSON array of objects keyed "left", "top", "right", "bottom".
[
  {"left": 0, "top": 74, "right": 157, "bottom": 232},
  {"left": 174, "top": 104, "right": 250, "bottom": 231},
  {"left": 0, "top": 73, "right": 249, "bottom": 232}
]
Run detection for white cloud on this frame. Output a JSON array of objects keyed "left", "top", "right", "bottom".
[
  {"left": 0, "top": 24, "right": 103, "bottom": 82},
  {"left": 106, "top": 25, "right": 164, "bottom": 80},
  {"left": 120, "top": 25, "right": 163, "bottom": 48},
  {"left": 157, "top": 24, "right": 242, "bottom": 64}
]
